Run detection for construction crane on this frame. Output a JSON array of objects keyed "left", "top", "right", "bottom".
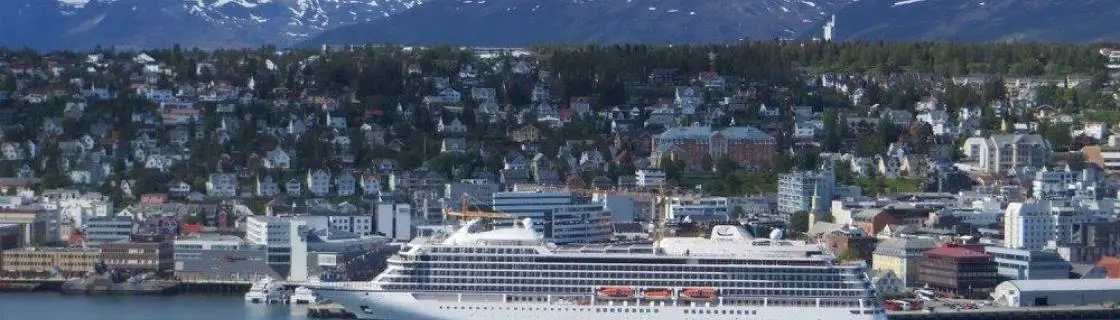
[
  {"left": 442, "top": 193, "right": 516, "bottom": 221},
  {"left": 510, "top": 184, "right": 683, "bottom": 241}
]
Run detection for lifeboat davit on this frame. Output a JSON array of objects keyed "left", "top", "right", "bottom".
[
  {"left": 597, "top": 287, "right": 635, "bottom": 299},
  {"left": 643, "top": 288, "right": 672, "bottom": 300},
  {"left": 680, "top": 288, "right": 718, "bottom": 300}
]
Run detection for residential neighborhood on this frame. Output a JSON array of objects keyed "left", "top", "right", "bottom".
[{"left": 2, "top": 44, "right": 1120, "bottom": 316}]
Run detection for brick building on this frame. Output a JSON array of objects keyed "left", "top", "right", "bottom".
[
  {"left": 100, "top": 234, "right": 173, "bottom": 274},
  {"left": 852, "top": 204, "right": 934, "bottom": 236},
  {"left": 652, "top": 125, "right": 775, "bottom": 170},
  {"left": 823, "top": 225, "right": 878, "bottom": 263},
  {"left": 918, "top": 245, "right": 998, "bottom": 299}
]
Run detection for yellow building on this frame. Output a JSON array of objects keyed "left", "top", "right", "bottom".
[
  {"left": 1, "top": 247, "right": 100, "bottom": 275},
  {"left": 872, "top": 237, "right": 937, "bottom": 287}
]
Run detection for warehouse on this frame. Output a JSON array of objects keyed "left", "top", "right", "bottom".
[{"left": 992, "top": 279, "right": 1120, "bottom": 307}]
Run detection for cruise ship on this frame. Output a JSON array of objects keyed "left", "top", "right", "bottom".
[{"left": 309, "top": 219, "right": 887, "bottom": 320}]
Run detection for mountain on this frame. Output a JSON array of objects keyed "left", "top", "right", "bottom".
[
  {"left": 0, "top": 0, "right": 424, "bottom": 50},
  {"left": 832, "top": 0, "right": 1120, "bottom": 42},
  {"left": 302, "top": 0, "right": 854, "bottom": 47}
]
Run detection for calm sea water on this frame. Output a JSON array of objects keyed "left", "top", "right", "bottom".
[{"left": 0, "top": 293, "right": 311, "bottom": 320}]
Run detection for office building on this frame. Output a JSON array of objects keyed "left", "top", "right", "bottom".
[
  {"left": 1, "top": 247, "right": 100, "bottom": 276},
  {"left": 101, "top": 234, "right": 173, "bottom": 274},
  {"left": 1003, "top": 202, "right": 1052, "bottom": 250},
  {"left": 777, "top": 169, "right": 835, "bottom": 214},
  {"left": 919, "top": 245, "right": 998, "bottom": 299},
  {"left": 492, "top": 191, "right": 612, "bottom": 244},
  {"left": 376, "top": 202, "right": 412, "bottom": 241},
  {"left": 84, "top": 216, "right": 134, "bottom": 246},
  {"left": 245, "top": 215, "right": 308, "bottom": 281},
  {"left": 665, "top": 197, "right": 729, "bottom": 222},
  {"left": 985, "top": 246, "right": 1070, "bottom": 280}
]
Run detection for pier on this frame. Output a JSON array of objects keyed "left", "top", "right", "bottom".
[
  {"left": 0, "top": 277, "right": 305, "bottom": 294},
  {"left": 889, "top": 305, "right": 1120, "bottom": 320}
]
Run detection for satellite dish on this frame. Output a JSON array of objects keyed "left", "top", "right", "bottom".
[{"left": 769, "top": 229, "right": 785, "bottom": 240}]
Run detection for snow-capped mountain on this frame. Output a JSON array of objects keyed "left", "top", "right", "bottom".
[
  {"left": 0, "top": 0, "right": 423, "bottom": 50},
  {"left": 302, "top": 0, "right": 856, "bottom": 47},
  {"left": 827, "top": 0, "right": 1120, "bottom": 42}
]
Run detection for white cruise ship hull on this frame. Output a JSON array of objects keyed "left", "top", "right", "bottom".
[{"left": 314, "top": 288, "right": 888, "bottom": 320}]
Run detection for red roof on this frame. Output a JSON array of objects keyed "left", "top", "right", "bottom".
[
  {"left": 182, "top": 224, "right": 205, "bottom": 235},
  {"left": 926, "top": 246, "right": 990, "bottom": 259},
  {"left": 1098, "top": 256, "right": 1120, "bottom": 278}
]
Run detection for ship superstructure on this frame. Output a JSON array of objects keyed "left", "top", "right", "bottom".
[{"left": 310, "top": 219, "right": 887, "bottom": 320}]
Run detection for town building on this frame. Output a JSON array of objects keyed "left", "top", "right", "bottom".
[
  {"left": 1, "top": 247, "right": 100, "bottom": 276},
  {"left": 1003, "top": 201, "right": 1052, "bottom": 250},
  {"left": 870, "top": 270, "right": 904, "bottom": 296},
  {"left": 634, "top": 169, "right": 666, "bottom": 188},
  {"left": 873, "top": 237, "right": 939, "bottom": 287},
  {"left": 960, "top": 133, "right": 1051, "bottom": 174},
  {"left": 101, "top": 234, "right": 173, "bottom": 274},
  {"left": 83, "top": 216, "right": 134, "bottom": 246},
  {"left": 245, "top": 216, "right": 309, "bottom": 280},
  {"left": 985, "top": 246, "right": 1071, "bottom": 280},
  {"left": 444, "top": 179, "right": 500, "bottom": 207},
  {"left": 777, "top": 169, "right": 835, "bottom": 215},
  {"left": 375, "top": 202, "right": 412, "bottom": 241},
  {"left": 665, "top": 197, "right": 730, "bottom": 222},
  {"left": 491, "top": 190, "right": 613, "bottom": 244},
  {"left": 652, "top": 125, "right": 775, "bottom": 170},
  {"left": 919, "top": 245, "right": 998, "bottom": 299},
  {"left": 823, "top": 225, "right": 877, "bottom": 263},
  {"left": 172, "top": 233, "right": 284, "bottom": 282}
]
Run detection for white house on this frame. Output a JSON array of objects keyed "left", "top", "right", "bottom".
[
  {"left": 264, "top": 147, "right": 291, "bottom": 169},
  {"left": 635, "top": 169, "right": 666, "bottom": 188},
  {"left": 326, "top": 112, "right": 347, "bottom": 130},
  {"left": 256, "top": 175, "right": 280, "bottom": 197},
  {"left": 793, "top": 120, "right": 823, "bottom": 139},
  {"left": 759, "top": 104, "right": 780, "bottom": 118},
  {"left": 531, "top": 83, "right": 550, "bottom": 103},
  {"left": 441, "top": 138, "right": 467, "bottom": 153},
  {"left": 437, "top": 118, "right": 468, "bottom": 134},
  {"left": 306, "top": 169, "right": 331, "bottom": 197},
  {"left": 675, "top": 86, "right": 703, "bottom": 115},
  {"left": 206, "top": 173, "right": 238, "bottom": 198},
  {"left": 168, "top": 181, "right": 191, "bottom": 197},
  {"left": 360, "top": 173, "right": 381, "bottom": 196},
  {"left": 334, "top": 171, "right": 357, "bottom": 196},
  {"left": 284, "top": 178, "right": 302, "bottom": 196}
]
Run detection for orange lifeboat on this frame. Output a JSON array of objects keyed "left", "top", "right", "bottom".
[
  {"left": 597, "top": 287, "right": 635, "bottom": 299},
  {"left": 643, "top": 288, "right": 672, "bottom": 300},
  {"left": 680, "top": 288, "right": 718, "bottom": 300}
]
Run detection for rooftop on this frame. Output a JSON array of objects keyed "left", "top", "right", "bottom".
[
  {"left": 1003, "top": 279, "right": 1120, "bottom": 292},
  {"left": 175, "top": 233, "right": 244, "bottom": 243},
  {"left": 926, "top": 246, "right": 990, "bottom": 259},
  {"left": 658, "top": 126, "right": 774, "bottom": 142},
  {"left": 875, "top": 237, "right": 938, "bottom": 252}
]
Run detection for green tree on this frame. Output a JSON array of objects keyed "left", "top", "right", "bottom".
[{"left": 789, "top": 211, "right": 809, "bottom": 235}]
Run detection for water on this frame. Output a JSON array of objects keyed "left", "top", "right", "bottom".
[{"left": 0, "top": 293, "right": 312, "bottom": 320}]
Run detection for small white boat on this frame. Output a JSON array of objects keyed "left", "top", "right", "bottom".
[
  {"left": 245, "top": 277, "right": 285, "bottom": 304},
  {"left": 288, "top": 286, "right": 319, "bottom": 304}
]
